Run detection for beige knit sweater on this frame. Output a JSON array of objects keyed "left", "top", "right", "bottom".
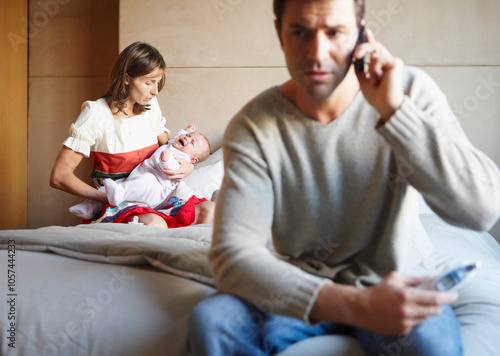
[{"left": 209, "top": 66, "right": 500, "bottom": 323}]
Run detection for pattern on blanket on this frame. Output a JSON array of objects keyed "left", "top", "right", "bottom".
[{"left": 87, "top": 195, "right": 208, "bottom": 228}]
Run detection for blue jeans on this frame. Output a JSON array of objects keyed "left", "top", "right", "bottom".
[{"left": 187, "top": 294, "right": 463, "bottom": 356}]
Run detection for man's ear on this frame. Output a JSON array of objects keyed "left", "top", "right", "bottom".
[
  {"left": 191, "top": 157, "right": 199, "bottom": 164},
  {"left": 274, "top": 20, "right": 283, "bottom": 47}
]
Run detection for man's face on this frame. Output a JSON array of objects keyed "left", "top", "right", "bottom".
[{"left": 278, "top": 0, "right": 359, "bottom": 100}]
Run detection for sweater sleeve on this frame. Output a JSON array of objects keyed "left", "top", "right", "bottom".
[
  {"left": 377, "top": 67, "right": 500, "bottom": 231},
  {"left": 209, "top": 112, "right": 328, "bottom": 323}
]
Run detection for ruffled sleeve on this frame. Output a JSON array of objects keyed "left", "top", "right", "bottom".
[{"left": 63, "top": 101, "right": 104, "bottom": 157}]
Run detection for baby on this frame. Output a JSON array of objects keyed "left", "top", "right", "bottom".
[
  {"left": 104, "top": 125, "right": 210, "bottom": 207},
  {"left": 69, "top": 125, "right": 210, "bottom": 219}
]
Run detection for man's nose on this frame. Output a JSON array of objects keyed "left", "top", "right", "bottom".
[{"left": 307, "top": 32, "right": 331, "bottom": 63}]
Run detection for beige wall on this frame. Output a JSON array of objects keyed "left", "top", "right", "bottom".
[
  {"left": 120, "top": 0, "right": 290, "bottom": 150},
  {"left": 18, "top": 0, "right": 500, "bottom": 241},
  {"left": 120, "top": 0, "right": 500, "bottom": 240},
  {"left": 28, "top": 0, "right": 119, "bottom": 227},
  {"left": 368, "top": 0, "right": 500, "bottom": 240}
]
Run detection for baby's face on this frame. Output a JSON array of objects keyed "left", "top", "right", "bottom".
[{"left": 171, "top": 132, "right": 209, "bottom": 162}]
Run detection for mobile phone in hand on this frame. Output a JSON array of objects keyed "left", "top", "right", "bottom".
[
  {"left": 417, "top": 261, "right": 481, "bottom": 291},
  {"left": 354, "top": 26, "right": 366, "bottom": 73}
]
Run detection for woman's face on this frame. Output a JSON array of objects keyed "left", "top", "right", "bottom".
[{"left": 126, "top": 67, "right": 164, "bottom": 106}]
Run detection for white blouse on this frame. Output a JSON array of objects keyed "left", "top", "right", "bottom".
[{"left": 63, "top": 97, "right": 168, "bottom": 157}]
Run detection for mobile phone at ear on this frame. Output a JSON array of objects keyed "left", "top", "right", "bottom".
[{"left": 354, "top": 26, "right": 366, "bottom": 73}]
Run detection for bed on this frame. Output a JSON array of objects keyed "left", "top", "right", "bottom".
[{"left": 1, "top": 149, "right": 500, "bottom": 356}]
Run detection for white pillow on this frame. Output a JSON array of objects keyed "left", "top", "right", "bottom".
[{"left": 176, "top": 148, "right": 224, "bottom": 201}]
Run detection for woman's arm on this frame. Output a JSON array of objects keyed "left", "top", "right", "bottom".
[
  {"left": 50, "top": 146, "right": 108, "bottom": 203},
  {"left": 158, "top": 131, "right": 170, "bottom": 146}
]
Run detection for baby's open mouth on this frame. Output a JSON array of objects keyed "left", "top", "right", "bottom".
[{"left": 177, "top": 137, "right": 187, "bottom": 147}]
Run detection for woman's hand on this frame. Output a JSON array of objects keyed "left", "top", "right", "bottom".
[
  {"left": 163, "top": 158, "right": 194, "bottom": 182},
  {"left": 50, "top": 146, "right": 108, "bottom": 203}
]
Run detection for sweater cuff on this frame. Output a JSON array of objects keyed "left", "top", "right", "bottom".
[
  {"left": 303, "top": 278, "right": 334, "bottom": 325},
  {"left": 283, "top": 272, "right": 333, "bottom": 324},
  {"left": 376, "top": 96, "right": 428, "bottom": 154}
]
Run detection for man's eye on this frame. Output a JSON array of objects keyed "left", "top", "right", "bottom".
[{"left": 293, "top": 30, "right": 307, "bottom": 38}]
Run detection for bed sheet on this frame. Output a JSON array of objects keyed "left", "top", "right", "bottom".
[
  {"left": 420, "top": 214, "right": 500, "bottom": 356},
  {"left": 0, "top": 250, "right": 216, "bottom": 356},
  {"left": 1, "top": 212, "right": 500, "bottom": 355},
  {"left": 0, "top": 223, "right": 216, "bottom": 355}
]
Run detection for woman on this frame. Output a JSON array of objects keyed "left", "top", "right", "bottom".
[{"left": 50, "top": 42, "right": 214, "bottom": 227}]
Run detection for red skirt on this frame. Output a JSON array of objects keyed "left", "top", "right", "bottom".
[{"left": 84, "top": 195, "right": 207, "bottom": 228}]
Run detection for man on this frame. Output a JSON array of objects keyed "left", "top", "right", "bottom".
[{"left": 188, "top": 0, "right": 500, "bottom": 355}]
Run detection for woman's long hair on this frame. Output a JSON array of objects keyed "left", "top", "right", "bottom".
[{"left": 104, "top": 42, "right": 166, "bottom": 115}]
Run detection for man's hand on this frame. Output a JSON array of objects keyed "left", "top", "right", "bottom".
[
  {"left": 311, "top": 272, "right": 458, "bottom": 336},
  {"left": 163, "top": 158, "right": 194, "bottom": 182},
  {"left": 353, "top": 28, "right": 405, "bottom": 122},
  {"left": 352, "top": 272, "right": 458, "bottom": 335}
]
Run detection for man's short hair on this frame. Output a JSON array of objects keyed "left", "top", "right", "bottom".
[{"left": 273, "top": 0, "right": 365, "bottom": 30}]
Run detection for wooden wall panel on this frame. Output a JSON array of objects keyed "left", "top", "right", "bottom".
[
  {"left": 0, "top": 0, "right": 28, "bottom": 229},
  {"left": 27, "top": 0, "right": 119, "bottom": 228}
]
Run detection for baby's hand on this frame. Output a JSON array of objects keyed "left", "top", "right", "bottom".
[
  {"left": 160, "top": 150, "right": 170, "bottom": 162},
  {"left": 185, "top": 124, "right": 196, "bottom": 132}
]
